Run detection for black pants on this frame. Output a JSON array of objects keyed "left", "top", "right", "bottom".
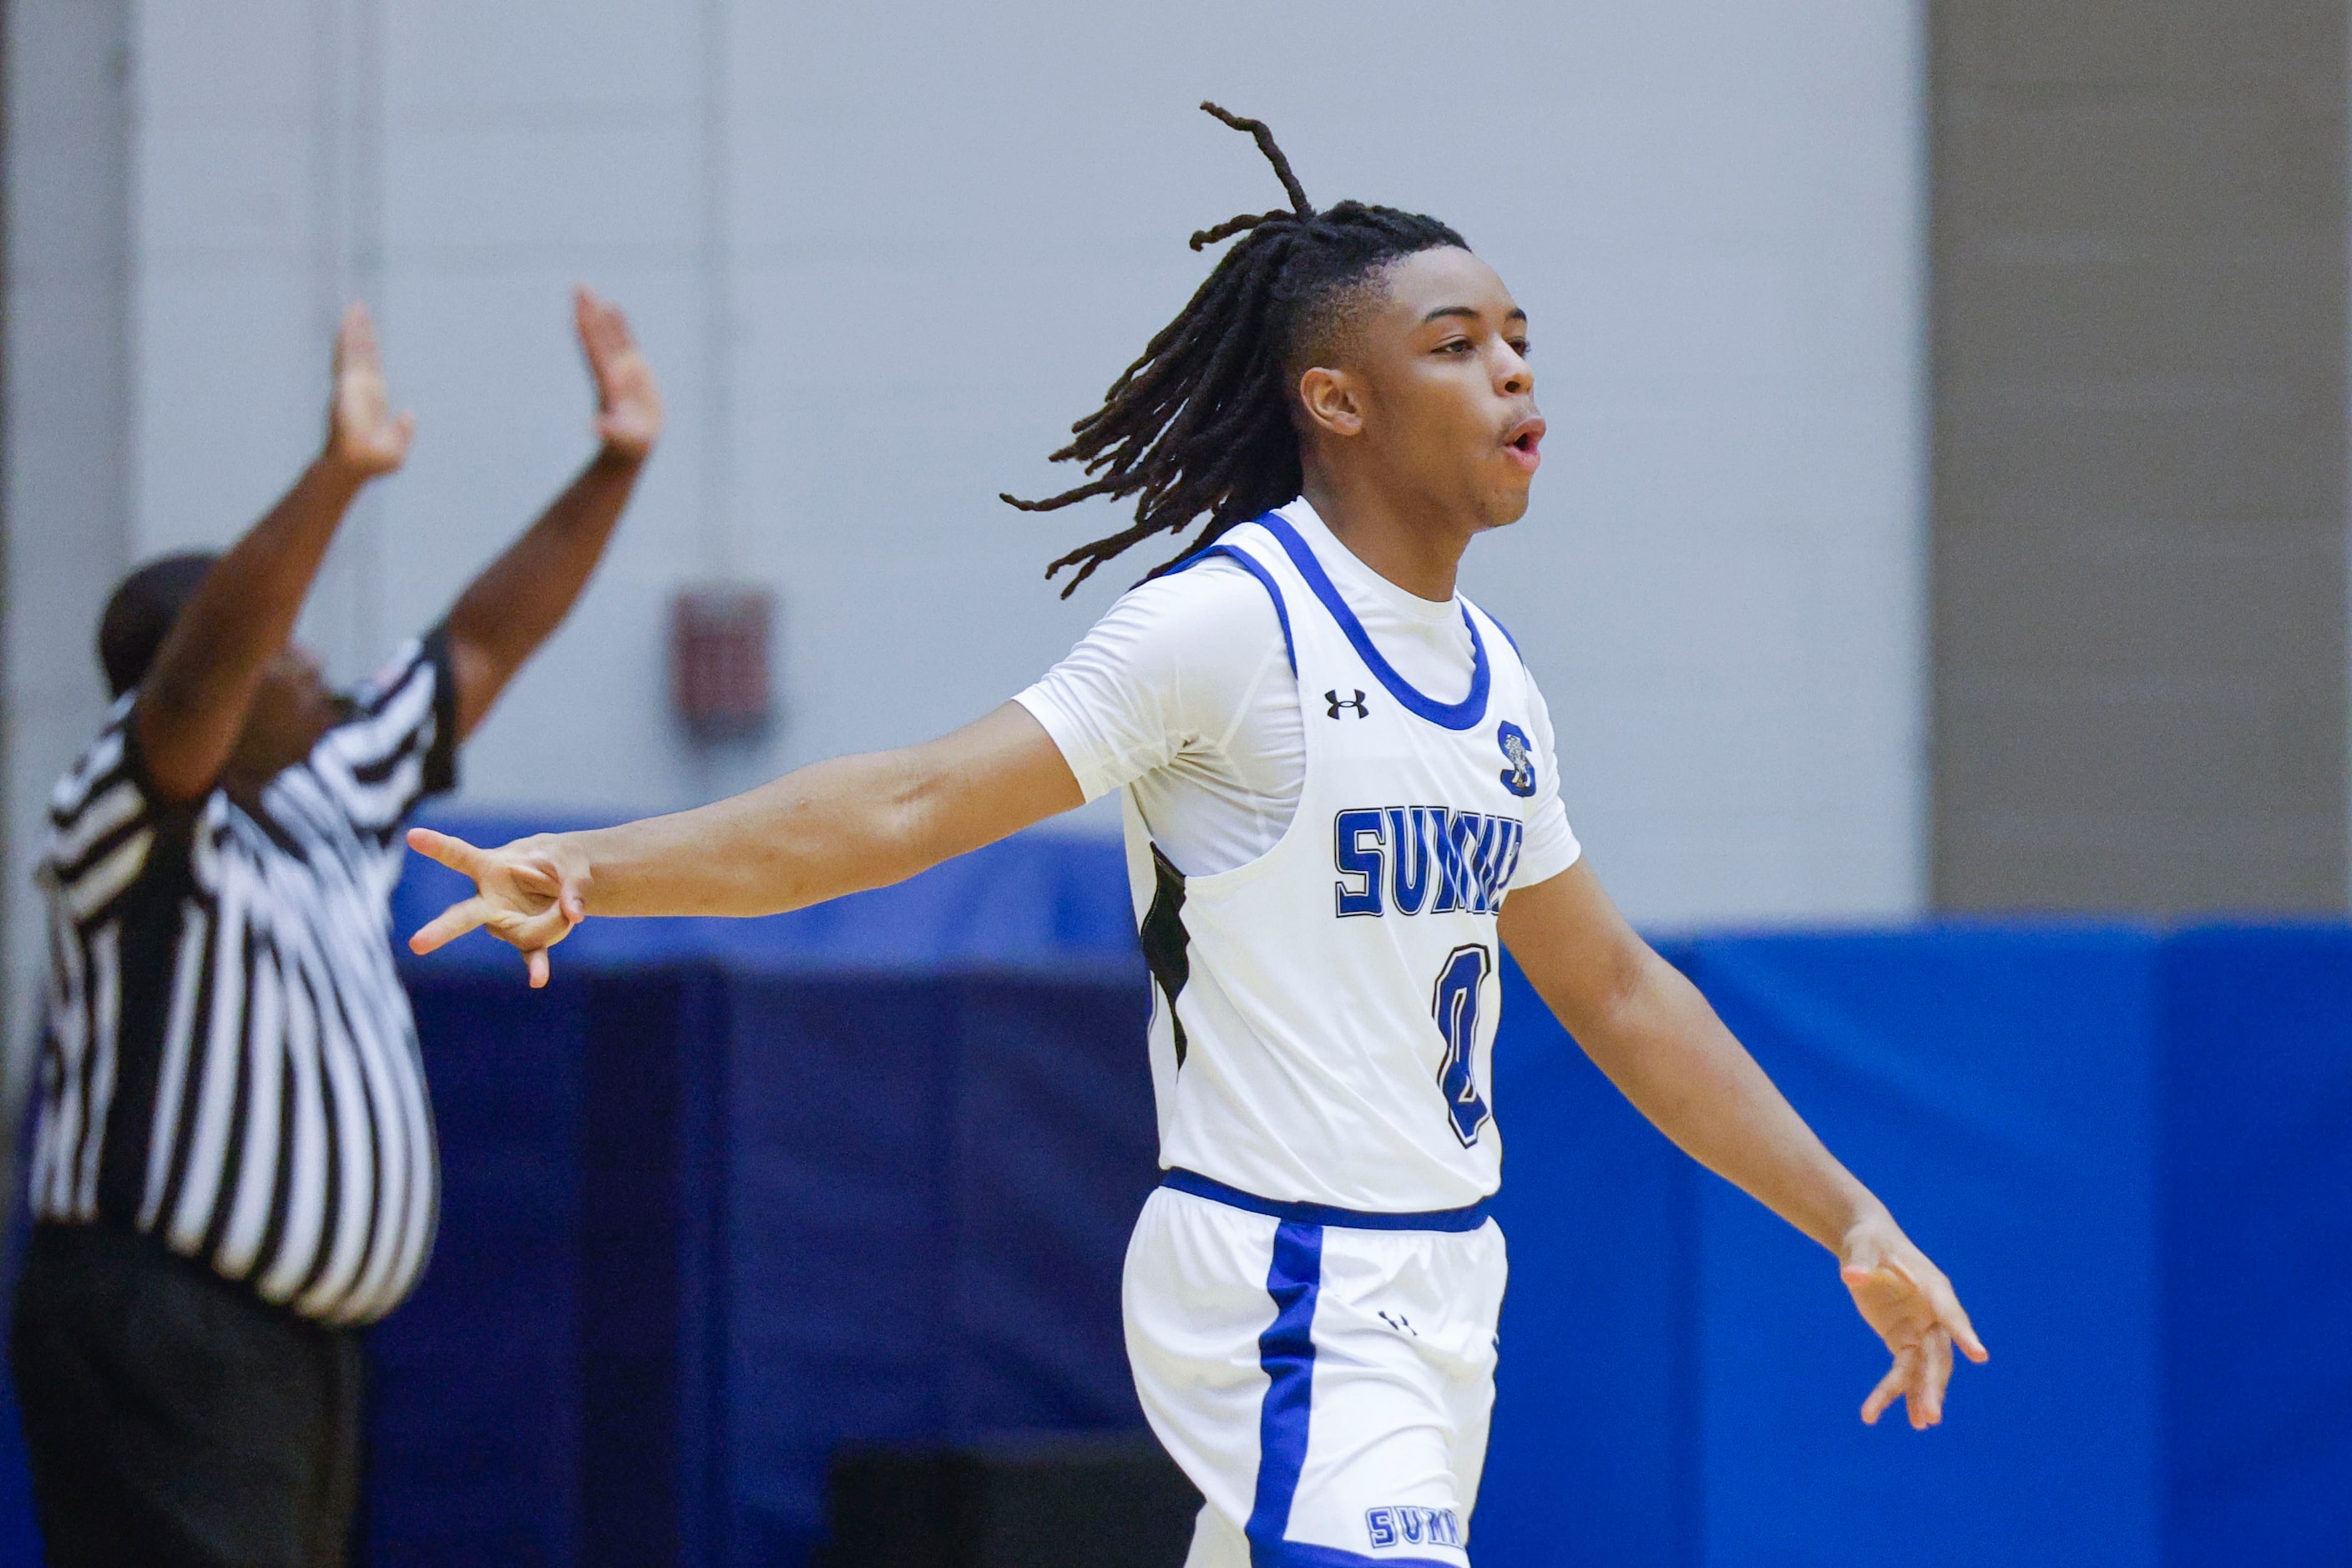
[{"left": 11, "top": 1223, "right": 362, "bottom": 1568}]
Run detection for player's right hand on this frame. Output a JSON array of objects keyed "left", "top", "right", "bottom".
[
  {"left": 323, "top": 303, "right": 415, "bottom": 480},
  {"left": 404, "top": 827, "right": 589, "bottom": 989}
]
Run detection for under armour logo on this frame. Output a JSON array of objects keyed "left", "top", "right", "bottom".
[{"left": 1326, "top": 689, "right": 1369, "bottom": 720}]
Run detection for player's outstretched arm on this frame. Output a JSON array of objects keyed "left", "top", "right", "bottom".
[
  {"left": 1498, "top": 862, "right": 1989, "bottom": 1430},
  {"left": 441, "top": 286, "right": 661, "bottom": 740},
  {"left": 406, "top": 701, "right": 1085, "bottom": 986}
]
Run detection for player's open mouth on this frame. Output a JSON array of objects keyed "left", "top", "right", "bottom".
[{"left": 1502, "top": 417, "right": 1545, "bottom": 473}]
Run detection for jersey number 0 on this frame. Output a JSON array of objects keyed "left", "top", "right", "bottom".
[{"left": 1432, "top": 944, "right": 1494, "bottom": 1147}]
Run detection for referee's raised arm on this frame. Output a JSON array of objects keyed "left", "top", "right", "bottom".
[
  {"left": 439, "top": 285, "right": 664, "bottom": 741},
  {"left": 134, "top": 304, "right": 412, "bottom": 802},
  {"left": 14, "top": 289, "right": 665, "bottom": 1567}
]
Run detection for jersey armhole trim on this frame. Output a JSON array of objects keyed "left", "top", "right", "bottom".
[
  {"left": 1467, "top": 596, "right": 1524, "bottom": 659},
  {"left": 1165, "top": 544, "right": 1297, "bottom": 677}
]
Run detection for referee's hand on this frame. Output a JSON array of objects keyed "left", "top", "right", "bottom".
[
  {"left": 324, "top": 303, "right": 414, "bottom": 479},
  {"left": 574, "top": 284, "right": 662, "bottom": 462},
  {"left": 1840, "top": 1216, "right": 1989, "bottom": 1430},
  {"left": 404, "top": 827, "right": 587, "bottom": 989}
]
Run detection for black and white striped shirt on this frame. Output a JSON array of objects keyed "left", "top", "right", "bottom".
[{"left": 28, "top": 633, "right": 458, "bottom": 1325}]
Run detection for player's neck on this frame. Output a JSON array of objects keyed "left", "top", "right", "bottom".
[{"left": 1298, "top": 469, "right": 1470, "bottom": 603}]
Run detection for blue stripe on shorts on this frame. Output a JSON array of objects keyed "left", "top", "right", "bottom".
[{"left": 1241, "top": 1222, "right": 1465, "bottom": 1568}]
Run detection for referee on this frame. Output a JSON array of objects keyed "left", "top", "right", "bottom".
[{"left": 12, "top": 289, "right": 662, "bottom": 1565}]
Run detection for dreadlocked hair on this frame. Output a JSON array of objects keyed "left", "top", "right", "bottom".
[{"left": 1001, "top": 101, "right": 1466, "bottom": 596}]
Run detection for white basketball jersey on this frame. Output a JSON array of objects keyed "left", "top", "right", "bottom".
[{"left": 1123, "top": 512, "right": 1550, "bottom": 1214}]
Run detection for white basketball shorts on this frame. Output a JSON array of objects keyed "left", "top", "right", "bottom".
[{"left": 1124, "top": 1171, "right": 1509, "bottom": 1567}]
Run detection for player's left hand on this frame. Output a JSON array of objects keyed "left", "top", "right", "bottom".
[
  {"left": 574, "top": 285, "right": 662, "bottom": 462},
  {"left": 1839, "top": 1214, "right": 1987, "bottom": 1429}
]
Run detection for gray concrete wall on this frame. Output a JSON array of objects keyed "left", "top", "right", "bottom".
[
  {"left": 1930, "top": 1, "right": 2349, "bottom": 913},
  {"left": 2, "top": 0, "right": 136, "bottom": 1191},
  {"left": 119, "top": 0, "right": 1932, "bottom": 930}
]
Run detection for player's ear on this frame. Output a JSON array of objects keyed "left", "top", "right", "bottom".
[{"left": 1296, "top": 366, "right": 1365, "bottom": 441}]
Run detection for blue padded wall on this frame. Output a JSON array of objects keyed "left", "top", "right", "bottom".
[
  {"left": 368, "top": 973, "right": 598, "bottom": 1565},
  {"left": 716, "top": 971, "right": 1156, "bottom": 1562},
  {"left": 2159, "top": 926, "right": 2352, "bottom": 1567},
  {"left": 1681, "top": 930, "right": 2163, "bottom": 1568},
  {"left": 371, "top": 964, "right": 1162, "bottom": 1567},
  {"left": 1478, "top": 928, "right": 2168, "bottom": 1568},
  {"left": 369, "top": 816, "right": 1159, "bottom": 1565},
  {"left": 5, "top": 817, "right": 2349, "bottom": 1565},
  {"left": 1479, "top": 951, "right": 1704, "bottom": 1567},
  {"left": 0, "top": 1347, "right": 38, "bottom": 1564}
]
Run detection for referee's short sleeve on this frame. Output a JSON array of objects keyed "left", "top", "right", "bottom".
[
  {"left": 316, "top": 628, "right": 461, "bottom": 834},
  {"left": 411, "top": 625, "right": 461, "bottom": 798},
  {"left": 41, "top": 697, "right": 180, "bottom": 927}
]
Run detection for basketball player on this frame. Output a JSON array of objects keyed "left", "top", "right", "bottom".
[{"left": 407, "top": 106, "right": 1984, "bottom": 1566}]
